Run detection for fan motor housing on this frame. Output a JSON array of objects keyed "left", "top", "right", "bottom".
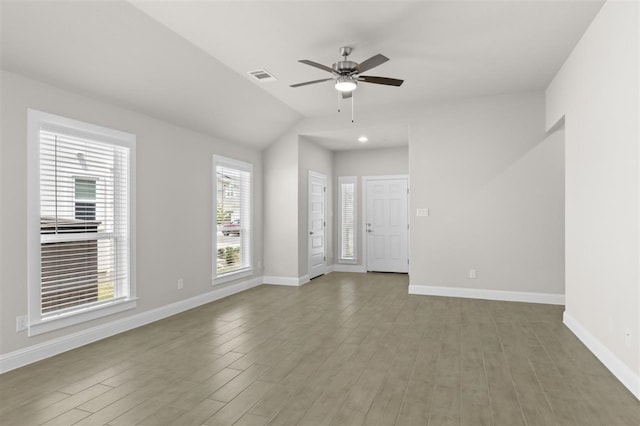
[{"left": 333, "top": 60, "right": 358, "bottom": 74}]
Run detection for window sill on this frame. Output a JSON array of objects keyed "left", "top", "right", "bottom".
[
  {"left": 28, "top": 298, "right": 137, "bottom": 336},
  {"left": 337, "top": 259, "right": 358, "bottom": 265},
  {"left": 213, "top": 268, "right": 254, "bottom": 285}
]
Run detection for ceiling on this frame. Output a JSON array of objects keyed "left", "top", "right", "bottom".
[
  {"left": 302, "top": 123, "right": 409, "bottom": 152},
  {"left": 0, "top": 1, "right": 300, "bottom": 149},
  {"left": 1, "top": 1, "right": 604, "bottom": 151},
  {"left": 131, "top": 1, "right": 603, "bottom": 116}
]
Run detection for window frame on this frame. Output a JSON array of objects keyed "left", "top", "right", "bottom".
[
  {"left": 337, "top": 176, "right": 357, "bottom": 264},
  {"left": 27, "top": 109, "right": 137, "bottom": 336},
  {"left": 213, "top": 155, "right": 253, "bottom": 284}
]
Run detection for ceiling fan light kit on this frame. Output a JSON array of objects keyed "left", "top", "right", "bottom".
[
  {"left": 291, "top": 46, "right": 404, "bottom": 122},
  {"left": 334, "top": 76, "right": 357, "bottom": 92}
]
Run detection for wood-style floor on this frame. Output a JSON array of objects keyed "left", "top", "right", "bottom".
[{"left": 1, "top": 272, "right": 638, "bottom": 426}]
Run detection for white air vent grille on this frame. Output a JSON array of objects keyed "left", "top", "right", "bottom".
[{"left": 247, "top": 69, "right": 277, "bottom": 82}]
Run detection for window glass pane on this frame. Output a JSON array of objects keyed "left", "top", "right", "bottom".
[
  {"left": 215, "top": 157, "right": 251, "bottom": 278},
  {"left": 75, "top": 178, "right": 96, "bottom": 200}
]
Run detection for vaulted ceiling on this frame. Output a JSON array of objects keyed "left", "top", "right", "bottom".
[{"left": 1, "top": 1, "right": 604, "bottom": 150}]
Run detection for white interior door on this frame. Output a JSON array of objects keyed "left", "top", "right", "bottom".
[
  {"left": 365, "top": 178, "right": 408, "bottom": 273},
  {"left": 308, "top": 171, "right": 326, "bottom": 279}
]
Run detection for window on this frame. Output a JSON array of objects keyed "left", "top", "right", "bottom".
[
  {"left": 28, "top": 109, "right": 136, "bottom": 335},
  {"left": 74, "top": 177, "right": 97, "bottom": 220},
  {"left": 214, "top": 155, "right": 252, "bottom": 283},
  {"left": 338, "top": 176, "right": 357, "bottom": 263}
]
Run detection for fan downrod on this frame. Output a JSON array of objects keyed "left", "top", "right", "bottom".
[
  {"left": 339, "top": 46, "right": 353, "bottom": 58},
  {"left": 335, "top": 46, "right": 357, "bottom": 74}
]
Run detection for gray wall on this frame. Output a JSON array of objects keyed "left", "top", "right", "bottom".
[
  {"left": 262, "top": 133, "right": 298, "bottom": 279},
  {"left": 334, "top": 147, "right": 409, "bottom": 268},
  {"left": 276, "top": 90, "right": 564, "bottom": 299},
  {"left": 408, "top": 92, "right": 564, "bottom": 295},
  {"left": 0, "top": 71, "right": 264, "bottom": 355},
  {"left": 262, "top": 135, "right": 335, "bottom": 281},
  {"left": 546, "top": 0, "right": 639, "bottom": 381}
]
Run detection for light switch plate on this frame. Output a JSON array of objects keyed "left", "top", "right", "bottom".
[{"left": 417, "top": 208, "right": 429, "bottom": 217}]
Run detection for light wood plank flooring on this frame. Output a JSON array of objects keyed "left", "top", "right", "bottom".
[{"left": 1, "top": 272, "right": 638, "bottom": 425}]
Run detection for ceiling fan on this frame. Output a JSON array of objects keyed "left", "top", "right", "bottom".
[{"left": 290, "top": 46, "right": 404, "bottom": 99}]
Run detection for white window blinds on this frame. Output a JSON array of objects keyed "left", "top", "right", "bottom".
[
  {"left": 338, "top": 176, "right": 356, "bottom": 262},
  {"left": 28, "top": 110, "right": 136, "bottom": 334},
  {"left": 214, "top": 156, "right": 252, "bottom": 280},
  {"left": 39, "top": 128, "right": 130, "bottom": 315}
]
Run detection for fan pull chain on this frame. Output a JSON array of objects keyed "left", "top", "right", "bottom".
[
  {"left": 351, "top": 92, "right": 355, "bottom": 123},
  {"left": 338, "top": 92, "right": 341, "bottom": 112}
]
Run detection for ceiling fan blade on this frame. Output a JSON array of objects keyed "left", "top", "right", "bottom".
[
  {"left": 342, "top": 91, "right": 352, "bottom": 99},
  {"left": 358, "top": 75, "right": 404, "bottom": 87},
  {"left": 357, "top": 54, "right": 389, "bottom": 73},
  {"left": 290, "top": 78, "right": 334, "bottom": 88},
  {"left": 298, "top": 59, "right": 335, "bottom": 74}
]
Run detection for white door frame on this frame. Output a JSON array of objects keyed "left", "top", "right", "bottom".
[
  {"left": 362, "top": 175, "right": 410, "bottom": 273},
  {"left": 308, "top": 170, "right": 327, "bottom": 279}
]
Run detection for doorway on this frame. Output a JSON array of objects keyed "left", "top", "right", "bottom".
[
  {"left": 308, "top": 171, "right": 326, "bottom": 279},
  {"left": 364, "top": 176, "right": 409, "bottom": 273}
]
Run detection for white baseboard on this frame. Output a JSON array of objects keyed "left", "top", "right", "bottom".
[
  {"left": 0, "top": 276, "right": 263, "bottom": 374},
  {"left": 563, "top": 311, "right": 640, "bottom": 400},
  {"left": 408, "top": 284, "right": 565, "bottom": 305},
  {"left": 263, "top": 275, "right": 310, "bottom": 286},
  {"left": 333, "top": 264, "right": 367, "bottom": 273}
]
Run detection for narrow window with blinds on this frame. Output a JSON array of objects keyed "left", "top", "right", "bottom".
[
  {"left": 214, "top": 155, "right": 252, "bottom": 283},
  {"left": 27, "top": 109, "right": 136, "bottom": 336},
  {"left": 338, "top": 176, "right": 357, "bottom": 263}
]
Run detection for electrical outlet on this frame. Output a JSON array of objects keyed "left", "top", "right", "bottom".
[
  {"left": 177, "top": 278, "right": 184, "bottom": 290},
  {"left": 16, "top": 315, "right": 28, "bottom": 332},
  {"left": 469, "top": 269, "right": 477, "bottom": 279}
]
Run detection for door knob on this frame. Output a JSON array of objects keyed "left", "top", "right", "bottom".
[
  {"left": 309, "top": 231, "right": 314, "bottom": 235},
  {"left": 367, "top": 229, "right": 373, "bottom": 233}
]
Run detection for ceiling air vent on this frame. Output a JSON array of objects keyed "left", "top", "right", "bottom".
[{"left": 247, "top": 69, "right": 277, "bottom": 82}]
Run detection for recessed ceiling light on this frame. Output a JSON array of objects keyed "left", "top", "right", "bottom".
[{"left": 358, "top": 136, "right": 368, "bottom": 143}]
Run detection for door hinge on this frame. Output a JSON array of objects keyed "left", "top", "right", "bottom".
[
  {"left": 323, "top": 186, "right": 326, "bottom": 192},
  {"left": 324, "top": 256, "right": 326, "bottom": 261},
  {"left": 408, "top": 259, "right": 410, "bottom": 265},
  {"left": 407, "top": 224, "right": 409, "bottom": 230}
]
